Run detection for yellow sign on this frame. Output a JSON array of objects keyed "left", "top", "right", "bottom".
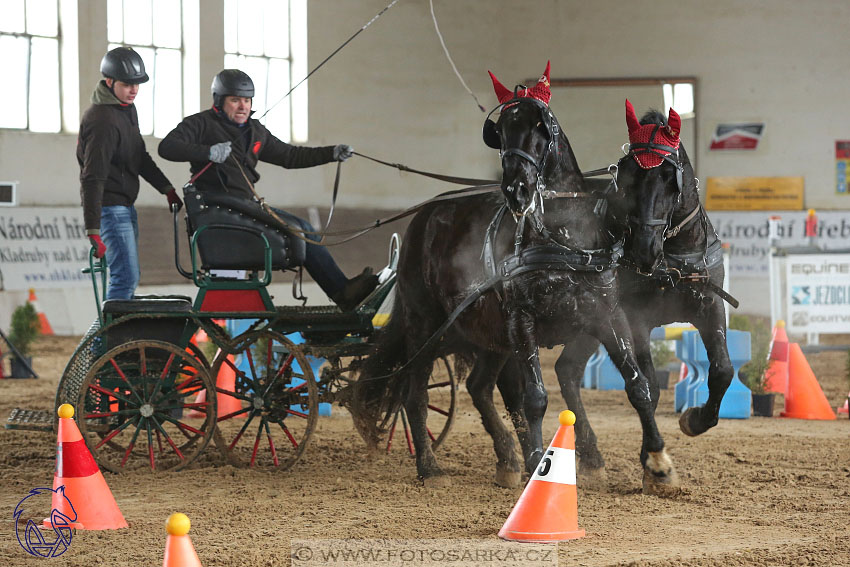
[{"left": 705, "top": 177, "right": 804, "bottom": 210}]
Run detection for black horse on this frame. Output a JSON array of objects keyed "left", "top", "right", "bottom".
[
  {"left": 555, "top": 101, "right": 734, "bottom": 491},
  {"left": 356, "top": 66, "right": 676, "bottom": 493}
]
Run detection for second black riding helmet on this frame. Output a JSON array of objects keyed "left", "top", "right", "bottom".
[
  {"left": 212, "top": 69, "right": 254, "bottom": 108},
  {"left": 100, "top": 47, "right": 149, "bottom": 84}
]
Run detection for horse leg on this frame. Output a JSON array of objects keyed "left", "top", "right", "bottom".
[
  {"left": 594, "top": 314, "right": 680, "bottom": 495},
  {"left": 496, "top": 358, "right": 530, "bottom": 465},
  {"left": 505, "top": 315, "right": 547, "bottom": 475},
  {"left": 679, "top": 304, "right": 733, "bottom": 436},
  {"left": 631, "top": 327, "right": 660, "bottom": 411},
  {"left": 403, "top": 357, "right": 450, "bottom": 487},
  {"left": 555, "top": 335, "right": 607, "bottom": 489},
  {"left": 470, "top": 353, "right": 523, "bottom": 487}
]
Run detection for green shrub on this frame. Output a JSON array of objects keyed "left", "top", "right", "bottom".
[
  {"left": 650, "top": 340, "right": 677, "bottom": 369},
  {"left": 8, "top": 302, "right": 40, "bottom": 358}
]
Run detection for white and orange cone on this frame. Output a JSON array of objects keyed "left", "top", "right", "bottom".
[
  {"left": 162, "top": 513, "right": 203, "bottom": 567},
  {"left": 28, "top": 288, "right": 54, "bottom": 336},
  {"left": 43, "top": 404, "right": 127, "bottom": 530},
  {"left": 498, "top": 410, "right": 585, "bottom": 542}
]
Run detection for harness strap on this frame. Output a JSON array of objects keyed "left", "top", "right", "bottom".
[
  {"left": 354, "top": 151, "right": 499, "bottom": 186},
  {"left": 664, "top": 202, "right": 701, "bottom": 239}
]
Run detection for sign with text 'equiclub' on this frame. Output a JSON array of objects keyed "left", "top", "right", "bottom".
[
  {"left": 785, "top": 254, "right": 850, "bottom": 334},
  {"left": 0, "top": 208, "right": 90, "bottom": 290}
]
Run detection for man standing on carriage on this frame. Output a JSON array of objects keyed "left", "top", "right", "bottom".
[
  {"left": 78, "top": 47, "right": 183, "bottom": 300},
  {"left": 158, "top": 69, "right": 378, "bottom": 311}
]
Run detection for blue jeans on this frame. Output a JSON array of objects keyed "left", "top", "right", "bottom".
[
  {"left": 270, "top": 207, "right": 347, "bottom": 297},
  {"left": 100, "top": 205, "right": 140, "bottom": 300}
]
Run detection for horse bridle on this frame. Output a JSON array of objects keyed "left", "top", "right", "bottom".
[
  {"left": 483, "top": 91, "right": 561, "bottom": 219},
  {"left": 622, "top": 123, "right": 700, "bottom": 241}
]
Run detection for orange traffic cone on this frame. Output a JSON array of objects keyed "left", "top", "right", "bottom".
[
  {"left": 188, "top": 352, "right": 243, "bottom": 419},
  {"left": 28, "top": 288, "right": 54, "bottom": 336},
  {"left": 764, "top": 320, "right": 789, "bottom": 393},
  {"left": 780, "top": 344, "right": 836, "bottom": 420},
  {"left": 162, "top": 513, "right": 202, "bottom": 567},
  {"left": 43, "top": 404, "right": 128, "bottom": 530},
  {"left": 499, "top": 410, "right": 585, "bottom": 542}
]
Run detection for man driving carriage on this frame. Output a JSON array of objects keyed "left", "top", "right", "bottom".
[{"left": 158, "top": 69, "right": 377, "bottom": 311}]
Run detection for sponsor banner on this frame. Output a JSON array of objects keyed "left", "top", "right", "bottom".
[
  {"left": 705, "top": 177, "right": 804, "bottom": 211},
  {"left": 709, "top": 122, "right": 764, "bottom": 150},
  {"left": 708, "top": 210, "right": 850, "bottom": 278},
  {"left": 837, "top": 140, "right": 850, "bottom": 195},
  {"left": 785, "top": 254, "right": 850, "bottom": 334},
  {"left": 0, "top": 208, "right": 90, "bottom": 290}
]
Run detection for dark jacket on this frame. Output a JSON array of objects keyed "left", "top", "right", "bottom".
[
  {"left": 77, "top": 81, "right": 173, "bottom": 233},
  {"left": 157, "top": 107, "right": 336, "bottom": 199}
]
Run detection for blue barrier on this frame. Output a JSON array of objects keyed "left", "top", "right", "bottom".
[
  {"left": 581, "top": 348, "right": 604, "bottom": 389},
  {"left": 674, "top": 332, "right": 695, "bottom": 412},
  {"left": 226, "top": 320, "right": 331, "bottom": 416},
  {"left": 679, "top": 329, "right": 751, "bottom": 419}
]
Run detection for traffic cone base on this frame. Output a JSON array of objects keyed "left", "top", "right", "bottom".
[
  {"left": 499, "top": 411, "right": 584, "bottom": 542},
  {"left": 44, "top": 405, "right": 128, "bottom": 530},
  {"left": 780, "top": 344, "right": 836, "bottom": 421}
]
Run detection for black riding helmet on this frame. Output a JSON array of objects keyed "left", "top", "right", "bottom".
[
  {"left": 211, "top": 69, "right": 254, "bottom": 108},
  {"left": 100, "top": 47, "right": 149, "bottom": 84}
]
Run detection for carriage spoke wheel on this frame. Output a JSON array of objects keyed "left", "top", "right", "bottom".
[
  {"left": 386, "top": 356, "right": 457, "bottom": 455},
  {"left": 77, "top": 340, "right": 216, "bottom": 473},
  {"left": 212, "top": 330, "right": 318, "bottom": 469}
]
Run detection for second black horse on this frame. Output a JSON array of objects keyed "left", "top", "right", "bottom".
[{"left": 356, "top": 65, "right": 678, "bottom": 493}]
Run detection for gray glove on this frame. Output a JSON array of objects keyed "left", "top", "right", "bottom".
[
  {"left": 209, "top": 141, "right": 232, "bottom": 163},
  {"left": 333, "top": 144, "right": 354, "bottom": 162}
]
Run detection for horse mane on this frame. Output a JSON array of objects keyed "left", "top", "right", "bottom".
[{"left": 639, "top": 109, "right": 667, "bottom": 127}]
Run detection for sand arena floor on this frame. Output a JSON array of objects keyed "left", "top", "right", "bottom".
[{"left": 1, "top": 335, "right": 848, "bottom": 566}]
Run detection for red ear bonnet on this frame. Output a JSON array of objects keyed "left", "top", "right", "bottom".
[
  {"left": 625, "top": 99, "right": 681, "bottom": 169},
  {"left": 489, "top": 61, "right": 552, "bottom": 105}
]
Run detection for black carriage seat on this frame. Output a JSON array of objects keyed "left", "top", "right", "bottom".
[
  {"left": 101, "top": 295, "right": 194, "bottom": 349},
  {"left": 102, "top": 294, "right": 193, "bottom": 315},
  {"left": 183, "top": 186, "right": 306, "bottom": 272}
]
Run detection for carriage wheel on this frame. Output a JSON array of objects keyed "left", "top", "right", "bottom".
[
  {"left": 76, "top": 340, "right": 216, "bottom": 472},
  {"left": 212, "top": 330, "right": 318, "bottom": 469},
  {"left": 385, "top": 356, "right": 457, "bottom": 455}
]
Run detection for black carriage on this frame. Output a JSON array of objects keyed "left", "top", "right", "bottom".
[{"left": 19, "top": 185, "right": 457, "bottom": 472}]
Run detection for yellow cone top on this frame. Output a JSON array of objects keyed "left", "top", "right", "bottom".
[
  {"left": 776, "top": 320, "right": 786, "bottom": 328},
  {"left": 57, "top": 404, "right": 74, "bottom": 419},
  {"left": 166, "top": 513, "right": 191, "bottom": 536},
  {"left": 559, "top": 410, "right": 576, "bottom": 426},
  {"left": 807, "top": 209, "right": 816, "bottom": 216}
]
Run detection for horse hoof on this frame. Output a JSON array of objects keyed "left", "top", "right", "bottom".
[
  {"left": 421, "top": 474, "right": 451, "bottom": 489},
  {"left": 495, "top": 468, "right": 522, "bottom": 488},
  {"left": 642, "top": 450, "right": 681, "bottom": 497},
  {"left": 679, "top": 407, "right": 716, "bottom": 437},
  {"left": 525, "top": 450, "right": 544, "bottom": 475},
  {"left": 578, "top": 463, "right": 608, "bottom": 491}
]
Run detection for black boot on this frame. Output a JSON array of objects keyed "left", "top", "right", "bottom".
[{"left": 331, "top": 268, "right": 379, "bottom": 311}]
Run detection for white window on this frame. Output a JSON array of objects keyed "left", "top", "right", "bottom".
[
  {"left": 663, "top": 82, "right": 695, "bottom": 119},
  {"left": 107, "top": 0, "right": 185, "bottom": 138},
  {"left": 224, "top": 0, "right": 308, "bottom": 143},
  {"left": 0, "top": 0, "right": 77, "bottom": 133}
]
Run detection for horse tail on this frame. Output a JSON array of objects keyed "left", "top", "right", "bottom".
[{"left": 350, "top": 300, "right": 412, "bottom": 448}]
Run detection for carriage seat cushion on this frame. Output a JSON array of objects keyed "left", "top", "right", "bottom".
[
  {"left": 102, "top": 295, "right": 193, "bottom": 315},
  {"left": 183, "top": 188, "right": 307, "bottom": 271}
]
